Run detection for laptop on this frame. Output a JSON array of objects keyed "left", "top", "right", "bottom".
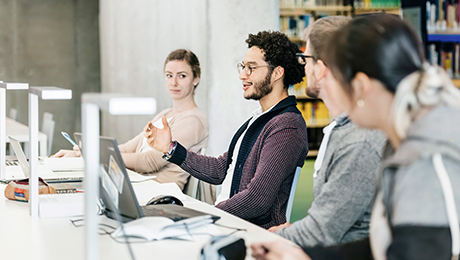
[
  {"left": 96, "top": 135, "right": 220, "bottom": 223},
  {"left": 2, "top": 136, "right": 83, "bottom": 184}
]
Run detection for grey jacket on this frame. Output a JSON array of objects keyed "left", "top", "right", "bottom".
[
  {"left": 371, "top": 106, "right": 460, "bottom": 259},
  {"left": 276, "top": 114, "right": 386, "bottom": 247}
]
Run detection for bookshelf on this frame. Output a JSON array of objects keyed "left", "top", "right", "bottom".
[
  {"left": 280, "top": 5, "right": 352, "bottom": 42},
  {"left": 290, "top": 78, "right": 332, "bottom": 157},
  {"left": 354, "top": 6, "right": 401, "bottom": 14},
  {"left": 280, "top": 6, "right": 353, "bottom": 15},
  {"left": 281, "top": 0, "right": 401, "bottom": 157},
  {"left": 427, "top": 33, "right": 460, "bottom": 43},
  {"left": 279, "top": 1, "right": 353, "bottom": 130},
  {"left": 416, "top": 0, "right": 460, "bottom": 87}
]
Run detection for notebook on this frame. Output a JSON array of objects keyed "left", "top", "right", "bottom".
[
  {"left": 96, "top": 135, "right": 220, "bottom": 223},
  {"left": 1, "top": 136, "right": 83, "bottom": 184}
]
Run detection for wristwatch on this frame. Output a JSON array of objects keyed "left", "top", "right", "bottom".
[{"left": 162, "top": 141, "right": 177, "bottom": 161}]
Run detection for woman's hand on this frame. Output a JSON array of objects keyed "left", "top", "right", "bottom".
[
  {"left": 268, "top": 222, "right": 291, "bottom": 232},
  {"left": 52, "top": 145, "right": 81, "bottom": 158},
  {"left": 251, "top": 240, "right": 311, "bottom": 260},
  {"left": 144, "top": 116, "right": 172, "bottom": 153}
]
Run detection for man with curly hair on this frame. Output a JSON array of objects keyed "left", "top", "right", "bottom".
[{"left": 145, "top": 30, "right": 308, "bottom": 229}]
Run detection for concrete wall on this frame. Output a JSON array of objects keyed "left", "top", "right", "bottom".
[
  {"left": 99, "top": 0, "right": 209, "bottom": 144},
  {"left": 100, "top": 0, "right": 279, "bottom": 156},
  {"left": 2, "top": 0, "right": 280, "bottom": 156},
  {"left": 206, "top": 1, "right": 280, "bottom": 155},
  {"left": 0, "top": 0, "right": 100, "bottom": 154}
]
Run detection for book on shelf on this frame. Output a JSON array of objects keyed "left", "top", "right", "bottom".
[
  {"left": 429, "top": 42, "right": 460, "bottom": 79},
  {"left": 280, "top": 15, "right": 314, "bottom": 38},
  {"left": 297, "top": 100, "right": 331, "bottom": 127},
  {"left": 280, "top": 0, "right": 349, "bottom": 8},
  {"left": 427, "top": 0, "right": 460, "bottom": 33},
  {"left": 455, "top": 43, "right": 459, "bottom": 77},
  {"left": 353, "top": 0, "right": 400, "bottom": 9}
]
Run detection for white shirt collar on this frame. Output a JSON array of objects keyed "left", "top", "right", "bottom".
[{"left": 252, "top": 103, "right": 276, "bottom": 118}]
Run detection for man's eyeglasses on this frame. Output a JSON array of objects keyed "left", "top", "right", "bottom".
[
  {"left": 296, "top": 53, "right": 315, "bottom": 65},
  {"left": 237, "top": 62, "right": 271, "bottom": 76}
]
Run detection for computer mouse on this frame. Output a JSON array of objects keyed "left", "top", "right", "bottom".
[{"left": 146, "top": 195, "right": 184, "bottom": 206}]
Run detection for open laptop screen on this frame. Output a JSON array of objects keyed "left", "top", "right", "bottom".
[
  {"left": 8, "top": 136, "right": 30, "bottom": 177},
  {"left": 98, "top": 136, "right": 144, "bottom": 222}
]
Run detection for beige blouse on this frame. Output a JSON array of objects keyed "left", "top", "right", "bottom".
[{"left": 118, "top": 107, "right": 209, "bottom": 190}]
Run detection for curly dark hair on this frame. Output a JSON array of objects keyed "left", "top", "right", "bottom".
[{"left": 246, "top": 31, "right": 305, "bottom": 90}]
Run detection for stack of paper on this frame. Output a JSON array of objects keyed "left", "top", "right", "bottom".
[
  {"left": 43, "top": 157, "right": 84, "bottom": 171},
  {"left": 39, "top": 193, "right": 84, "bottom": 218}
]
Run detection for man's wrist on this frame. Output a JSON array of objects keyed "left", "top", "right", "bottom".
[
  {"left": 162, "top": 141, "right": 177, "bottom": 161},
  {"left": 166, "top": 141, "right": 175, "bottom": 154}
]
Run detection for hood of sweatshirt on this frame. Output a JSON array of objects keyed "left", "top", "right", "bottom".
[{"left": 382, "top": 105, "right": 460, "bottom": 168}]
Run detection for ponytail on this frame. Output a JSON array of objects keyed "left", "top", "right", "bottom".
[{"left": 392, "top": 63, "right": 460, "bottom": 139}]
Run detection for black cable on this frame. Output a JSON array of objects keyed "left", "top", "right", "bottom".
[
  {"left": 70, "top": 218, "right": 118, "bottom": 235},
  {"left": 213, "top": 223, "right": 247, "bottom": 233},
  {"left": 107, "top": 202, "right": 137, "bottom": 260},
  {"left": 108, "top": 222, "right": 221, "bottom": 244},
  {"left": 70, "top": 201, "right": 137, "bottom": 260},
  {"left": 130, "top": 178, "right": 156, "bottom": 183},
  {"left": 71, "top": 217, "right": 246, "bottom": 242}
]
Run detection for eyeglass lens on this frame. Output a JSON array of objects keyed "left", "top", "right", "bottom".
[
  {"left": 237, "top": 63, "right": 252, "bottom": 75},
  {"left": 297, "top": 56, "right": 306, "bottom": 65}
]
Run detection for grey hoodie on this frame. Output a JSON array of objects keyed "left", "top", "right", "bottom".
[
  {"left": 276, "top": 114, "right": 386, "bottom": 247},
  {"left": 372, "top": 105, "right": 460, "bottom": 259}
]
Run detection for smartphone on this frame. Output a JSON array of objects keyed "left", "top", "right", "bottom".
[{"left": 61, "top": 131, "right": 78, "bottom": 147}]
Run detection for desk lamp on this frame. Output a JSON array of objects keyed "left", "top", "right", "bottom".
[
  {"left": 0, "top": 82, "right": 29, "bottom": 181},
  {"left": 28, "top": 87, "right": 72, "bottom": 218},
  {"left": 82, "top": 93, "right": 156, "bottom": 260}
]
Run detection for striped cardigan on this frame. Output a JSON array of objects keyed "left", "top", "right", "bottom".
[{"left": 169, "top": 96, "right": 309, "bottom": 228}]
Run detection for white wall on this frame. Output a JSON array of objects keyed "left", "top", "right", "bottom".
[{"left": 100, "top": 0, "right": 279, "bottom": 156}]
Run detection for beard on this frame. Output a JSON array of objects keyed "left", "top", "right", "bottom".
[
  {"left": 305, "top": 74, "right": 320, "bottom": 98},
  {"left": 245, "top": 70, "right": 273, "bottom": 100},
  {"left": 305, "top": 84, "right": 320, "bottom": 98}
]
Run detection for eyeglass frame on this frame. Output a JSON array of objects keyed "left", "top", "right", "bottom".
[
  {"left": 296, "top": 53, "right": 316, "bottom": 65},
  {"left": 236, "top": 62, "right": 272, "bottom": 76}
]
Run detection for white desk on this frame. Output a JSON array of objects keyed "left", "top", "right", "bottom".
[
  {"left": 6, "top": 117, "right": 48, "bottom": 156},
  {"left": 0, "top": 180, "right": 285, "bottom": 260}
]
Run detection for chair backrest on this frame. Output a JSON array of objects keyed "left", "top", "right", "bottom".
[
  {"left": 286, "top": 166, "right": 302, "bottom": 222},
  {"left": 183, "top": 148, "right": 206, "bottom": 199},
  {"left": 41, "top": 114, "right": 55, "bottom": 156},
  {"left": 42, "top": 112, "right": 53, "bottom": 124},
  {"left": 9, "top": 108, "right": 18, "bottom": 120}
]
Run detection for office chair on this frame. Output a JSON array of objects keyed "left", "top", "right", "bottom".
[
  {"left": 286, "top": 166, "right": 302, "bottom": 222},
  {"left": 8, "top": 108, "right": 18, "bottom": 121},
  {"left": 183, "top": 148, "right": 216, "bottom": 205},
  {"left": 183, "top": 148, "right": 205, "bottom": 200},
  {"left": 41, "top": 112, "right": 55, "bottom": 156}
]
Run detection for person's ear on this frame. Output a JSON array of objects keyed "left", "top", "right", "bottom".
[
  {"left": 351, "top": 72, "right": 371, "bottom": 108},
  {"left": 314, "top": 60, "right": 328, "bottom": 81},
  {"left": 192, "top": 77, "right": 200, "bottom": 88},
  {"left": 271, "top": 66, "right": 284, "bottom": 82}
]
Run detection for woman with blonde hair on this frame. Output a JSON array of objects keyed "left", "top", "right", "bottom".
[{"left": 55, "top": 49, "right": 208, "bottom": 190}]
